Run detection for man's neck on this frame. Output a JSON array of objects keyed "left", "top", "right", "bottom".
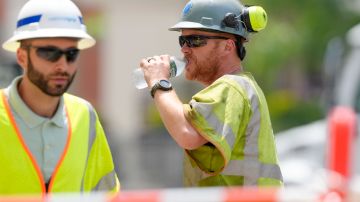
[
  {"left": 18, "top": 78, "right": 60, "bottom": 118},
  {"left": 208, "top": 60, "right": 243, "bottom": 85},
  {"left": 222, "top": 56, "right": 243, "bottom": 75}
]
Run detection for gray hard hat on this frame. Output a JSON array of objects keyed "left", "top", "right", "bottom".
[{"left": 169, "top": 0, "right": 267, "bottom": 40}]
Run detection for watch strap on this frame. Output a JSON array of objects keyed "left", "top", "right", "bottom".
[{"left": 150, "top": 80, "right": 172, "bottom": 98}]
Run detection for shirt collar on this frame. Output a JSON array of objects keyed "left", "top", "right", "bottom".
[{"left": 6, "top": 76, "right": 66, "bottom": 128}]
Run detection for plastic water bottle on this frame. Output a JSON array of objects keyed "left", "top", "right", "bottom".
[{"left": 133, "top": 56, "right": 186, "bottom": 89}]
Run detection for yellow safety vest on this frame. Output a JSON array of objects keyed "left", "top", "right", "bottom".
[
  {"left": 184, "top": 73, "right": 283, "bottom": 186},
  {"left": 0, "top": 91, "right": 119, "bottom": 195}
]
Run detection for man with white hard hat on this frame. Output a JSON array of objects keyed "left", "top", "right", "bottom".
[{"left": 0, "top": 0, "right": 119, "bottom": 194}]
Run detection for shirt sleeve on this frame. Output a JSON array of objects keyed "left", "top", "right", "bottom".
[{"left": 184, "top": 78, "right": 252, "bottom": 175}]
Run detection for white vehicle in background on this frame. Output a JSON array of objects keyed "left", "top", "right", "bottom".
[{"left": 276, "top": 23, "right": 360, "bottom": 187}]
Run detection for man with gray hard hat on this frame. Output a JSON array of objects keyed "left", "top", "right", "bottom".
[
  {"left": 0, "top": 0, "right": 119, "bottom": 194},
  {"left": 139, "top": 0, "right": 283, "bottom": 186}
]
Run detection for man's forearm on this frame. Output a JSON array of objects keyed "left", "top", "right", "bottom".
[{"left": 153, "top": 90, "right": 207, "bottom": 150}]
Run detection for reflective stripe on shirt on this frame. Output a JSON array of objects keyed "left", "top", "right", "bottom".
[{"left": 188, "top": 74, "right": 283, "bottom": 185}]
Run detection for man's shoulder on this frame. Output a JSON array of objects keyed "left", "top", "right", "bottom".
[
  {"left": 211, "top": 74, "right": 250, "bottom": 88},
  {"left": 63, "top": 93, "right": 92, "bottom": 108}
]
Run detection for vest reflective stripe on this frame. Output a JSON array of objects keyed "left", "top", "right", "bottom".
[
  {"left": 229, "top": 75, "right": 262, "bottom": 185},
  {"left": 94, "top": 170, "right": 118, "bottom": 191},
  {"left": 81, "top": 102, "right": 117, "bottom": 191},
  {"left": 190, "top": 101, "right": 237, "bottom": 149},
  {"left": 222, "top": 159, "right": 283, "bottom": 183},
  {"left": 81, "top": 102, "right": 97, "bottom": 191}
]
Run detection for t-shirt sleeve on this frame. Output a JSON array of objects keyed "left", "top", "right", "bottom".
[{"left": 183, "top": 79, "right": 251, "bottom": 175}]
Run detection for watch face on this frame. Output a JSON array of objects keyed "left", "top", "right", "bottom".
[
  {"left": 159, "top": 79, "right": 172, "bottom": 88},
  {"left": 151, "top": 79, "right": 173, "bottom": 98}
]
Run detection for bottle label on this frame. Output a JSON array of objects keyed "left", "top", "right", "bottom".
[{"left": 169, "top": 60, "right": 177, "bottom": 78}]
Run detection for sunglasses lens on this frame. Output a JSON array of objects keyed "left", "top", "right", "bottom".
[
  {"left": 65, "top": 49, "right": 80, "bottom": 63},
  {"left": 179, "top": 36, "right": 207, "bottom": 48},
  {"left": 190, "top": 36, "right": 207, "bottom": 47},
  {"left": 179, "top": 36, "right": 186, "bottom": 47},
  {"left": 36, "top": 47, "right": 62, "bottom": 62},
  {"left": 35, "top": 47, "right": 79, "bottom": 63}
]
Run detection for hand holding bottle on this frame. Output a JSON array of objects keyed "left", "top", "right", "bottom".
[{"left": 133, "top": 56, "right": 186, "bottom": 89}]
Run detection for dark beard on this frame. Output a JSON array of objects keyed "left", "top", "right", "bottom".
[{"left": 27, "top": 53, "right": 75, "bottom": 97}]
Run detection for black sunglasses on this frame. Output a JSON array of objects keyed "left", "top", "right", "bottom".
[
  {"left": 25, "top": 45, "right": 80, "bottom": 63},
  {"left": 179, "top": 35, "right": 230, "bottom": 48}
]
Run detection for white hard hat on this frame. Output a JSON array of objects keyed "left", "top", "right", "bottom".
[{"left": 2, "top": 0, "right": 96, "bottom": 52}]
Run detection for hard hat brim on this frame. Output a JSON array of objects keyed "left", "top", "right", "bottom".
[
  {"left": 169, "top": 21, "right": 249, "bottom": 39},
  {"left": 2, "top": 28, "right": 96, "bottom": 52},
  {"left": 169, "top": 21, "right": 212, "bottom": 32}
]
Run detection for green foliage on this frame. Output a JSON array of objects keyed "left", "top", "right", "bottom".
[
  {"left": 242, "top": 0, "right": 360, "bottom": 132},
  {"left": 266, "top": 90, "right": 323, "bottom": 132}
]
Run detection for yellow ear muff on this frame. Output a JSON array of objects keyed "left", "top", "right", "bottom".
[
  {"left": 248, "top": 6, "right": 267, "bottom": 31},
  {"left": 242, "top": 6, "right": 267, "bottom": 32}
]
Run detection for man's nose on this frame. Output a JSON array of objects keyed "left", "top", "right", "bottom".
[{"left": 54, "top": 55, "right": 70, "bottom": 70}]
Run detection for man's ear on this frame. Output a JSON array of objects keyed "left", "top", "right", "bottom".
[
  {"left": 224, "top": 39, "right": 237, "bottom": 55},
  {"left": 16, "top": 48, "right": 27, "bottom": 70}
]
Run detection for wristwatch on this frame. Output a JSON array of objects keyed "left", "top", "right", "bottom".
[{"left": 150, "top": 79, "right": 173, "bottom": 98}]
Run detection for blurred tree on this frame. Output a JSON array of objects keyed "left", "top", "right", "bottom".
[{"left": 243, "top": 0, "right": 360, "bottom": 132}]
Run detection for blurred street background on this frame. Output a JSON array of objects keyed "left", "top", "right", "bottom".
[{"left": 1, "top": 0, "right": 360, "bottom": 190}]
